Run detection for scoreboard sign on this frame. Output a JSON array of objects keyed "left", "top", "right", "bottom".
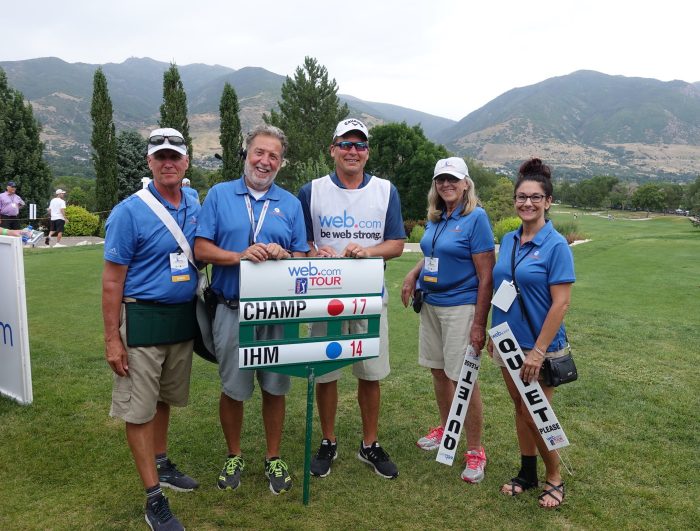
[{"left": 239, "top": 258, "right": 384, "bottom": 377}]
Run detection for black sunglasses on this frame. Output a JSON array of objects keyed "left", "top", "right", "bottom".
[
  {"left": 149, "top": 135, "right": 186, "bottom": 147},
  {"left": 333, "top": 141, "right": 369, "bottom": 152}
]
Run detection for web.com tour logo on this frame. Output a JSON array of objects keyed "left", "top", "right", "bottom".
[{"left": 288, "top": 262, "right": 343, "bottom": 292}]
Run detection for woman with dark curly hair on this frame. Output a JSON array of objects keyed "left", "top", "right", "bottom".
[{"left": 488, "top": 158, "right": 575, "bottom": 508}]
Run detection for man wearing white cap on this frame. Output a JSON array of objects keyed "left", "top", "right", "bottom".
[
  {"left": 45, "top": 189, "right": 68, "bottom": 247},
  {"left": 297, "top": 118, "right": 406, "bottom": 480},
  {"left": 102, "top": 127, "right": 200, "bottom": 530},
  {"left": 181, "top": 177, "right": 199, "bottom": 204}
]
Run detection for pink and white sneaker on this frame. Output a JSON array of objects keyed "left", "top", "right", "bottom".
[
  {"left": 461, "top": 447, "right": 487, "bottom": 483},
  {"left": 416, "top": 426, "right": 444, "bottom": 451}
]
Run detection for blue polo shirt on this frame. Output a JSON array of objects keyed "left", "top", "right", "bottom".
[
  {"left": 492, "top": 220, "right": 575, "bottom": 351},
  {"left": 104, "top": 183, "right": 201, "bottom": 304},
  {"left": 196, "top": 177, "right": 309, "bottom": 300},
  {"left": 297, "top": 172, "right": 406, "bottom": 242},
  {"left": 182, "top": 186, "right": 199, "bottom": 204},
  {"left": 419, "top": 206, "right": 494, "bottom": 306}
]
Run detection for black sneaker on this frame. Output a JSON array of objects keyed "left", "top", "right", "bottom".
[
  {"left": 265, "top": 457, "right": 292, "bottom": 495},
  {"left": 217, "top": 455, "right": 245, "bottom": 491},
  {"left": 145, "top": 495, "right": 184, "bottom": 531},
  {"left": 157, "top": 459, "right": 199, "bottom": 492},
  {"left": 311, "top": 438, "right": 338, "bottom": 478},
  {"left": 44, "top": 237, "right": 49, "bottom": 246},
  {"left": 357, "top": 441, "right": 399, "bottom": 479}
]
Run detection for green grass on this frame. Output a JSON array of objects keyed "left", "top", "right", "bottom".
[{"left": 1, "top": 212, "right": 699, "bottom": 530}]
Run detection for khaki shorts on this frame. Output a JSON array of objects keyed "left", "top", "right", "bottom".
[
  {"left": 110, "top": 304, "right": 193, "bottom": 424},
  {"left": 419, "top": 303, "right": 475, "bottom": 381},
  {"left": 312, "top": 300, "right": 390, "bottom": 383}
]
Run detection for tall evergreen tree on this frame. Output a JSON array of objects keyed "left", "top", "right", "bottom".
[
  {"left": 367, "top": 122, "right": 449, "bottom": 221},
  {"left": 0, "top": 68, "right": 52, "bottom": 219},
  {"left": 159, "top": 63, "right": 193, "bottom": 177},
  {"left": 219, "top": 82, "right": 243, "bottom": 182},
  {"left": 264, "top": 56, "right": 348, "bottom": 190},
  {"left": 90, "top": 67, "right": 118, "bottom": 212},
  {"left": 116, "top": 130, "right": 149, "bottom": 200}
]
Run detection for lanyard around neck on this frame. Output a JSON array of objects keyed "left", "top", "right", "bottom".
[
  {"left": 244, "top": 194, "right": 270, "bottom": 245},
  {"left": 430, "top": 214, "right": 451, "bottom": 258}
]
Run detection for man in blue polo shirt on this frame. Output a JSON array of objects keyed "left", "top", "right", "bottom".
[
  {"left": 103, "top": 127, "right": 200, "bottom": 531},
  {"left": 181, "top": 178, "right": 200, "bottom": 204},
  {"left": 195, "top": 124, "right": 308, "bottom": 496},
  {"left": 297, "top": 118, "right": 406, "bottom": 480}
]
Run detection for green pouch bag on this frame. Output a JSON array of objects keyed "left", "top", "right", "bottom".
[{"left": 125, "top": 299, "right": 196, "bottom": 347}]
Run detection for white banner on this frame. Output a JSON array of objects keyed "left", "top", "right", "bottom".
[
  {"left": 488, "top": 322, "right": 569, "bottom": 450},
  {"left": 240, "top": 296, "right": 382, "bottom": 323},
  {"left": 240, "top": 337, "right": 379, "bottom": 369},
  {"left": 239, "top": 258, "right": 384, "bottom": 299},
  {"left": 0, "top": 236, "right": 33, "bottom": 404},
  {"left": 436, "top": 346, "right": 481, "bottom": 465}
]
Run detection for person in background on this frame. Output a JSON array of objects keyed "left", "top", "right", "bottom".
[
  {"left": 195, "top": 124, "right": 309, "bottom": 496},
  {"left": 181, "top": 177, "right": 199, "bottom": 204},
  {"left": 488, "top": 158, "right": 575, "bottom": 508},
  {"left": 401, "top": 157, "right": 494, "bottom": 483},
  {"left": 298, "top": 118, "right": 405, "bottom": 480},
  {"left": 102, "top": 127, "right": 200, "bottom": 530},
  {"left": 46, "top": 189, "right": 68, "bottom": 247},
  {"left": 0, "top": 180, "right": 26, "bottom": 230}
]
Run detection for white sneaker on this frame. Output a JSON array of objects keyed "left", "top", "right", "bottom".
[
  {"left": 53, "top": 243, "right": 66, "bottom": 247},
  {"left": 461, "top": 447, "right": 487, "bottom": 483},
  {"left": 416, "top": 426, "right": 444, "bottom": 451}
]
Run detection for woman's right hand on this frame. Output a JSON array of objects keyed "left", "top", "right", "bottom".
[{"left": 401, "top": 272, "right": 417, "bottom": 307}]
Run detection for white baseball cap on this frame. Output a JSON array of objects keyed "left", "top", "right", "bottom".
[
  {"left": 433, "top": 157, "right": 469, "bottom": 180},
  {"left": 182, "top": 178, "right": 191, "bottom": 185},
  {"left": 332, "top": 118, "right": 369, "bottom": 140},
  {"left": 55, "top": 189, "right": 67, "bottom": 194},
  {"left": 147, "top": 127, "right": 187, "bottom": 156}
]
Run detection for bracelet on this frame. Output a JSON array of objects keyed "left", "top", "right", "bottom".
[{"left": 533, "top": 346, "right": 546, "bottom": 357}]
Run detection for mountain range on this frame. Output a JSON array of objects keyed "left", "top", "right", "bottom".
[{"left": 2, "top": 57, "right": 699, "bottom": 181}]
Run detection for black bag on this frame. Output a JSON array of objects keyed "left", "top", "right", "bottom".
[
  {"left": 542, "top": 353, "right": 578, "bottom": 387},
  {"left": 412, "top": 289, "right": 423, "bottom": 313},
  {"left": 193, "top": 273, "right": 218, "bottom": 364}
]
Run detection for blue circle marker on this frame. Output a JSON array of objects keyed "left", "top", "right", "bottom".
[{"left": 325, "top": 342, "right": 342, "bottom": 359}]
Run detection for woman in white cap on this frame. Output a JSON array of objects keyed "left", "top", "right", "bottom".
[{"left": 401, "top": 157, "right": 495, "bottom": 483}]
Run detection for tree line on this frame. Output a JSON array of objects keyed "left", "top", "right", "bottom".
[{"left": 2, "top": 59, "right": 699, "bottom": 230}]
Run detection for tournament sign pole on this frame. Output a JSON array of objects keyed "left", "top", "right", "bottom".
[{"left": 238, "top": 258, "right": 384, "bottom": 505}]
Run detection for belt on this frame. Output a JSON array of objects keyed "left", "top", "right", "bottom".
[
  {"left": 122, "top": 297, "right": 193, "bottom": 305},
  {"left": 216, "top": 294, "right": 239, "bottom": 310}
]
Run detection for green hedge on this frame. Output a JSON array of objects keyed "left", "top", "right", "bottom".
[
  {"left": 493, "top": 216, "right": 521, "bottom": 243},
  {"left": 64, "top": 205, "right": 101, "bottom": 236},
  {"left": 407, "top": 224, "right": 425, "bottom": 243}
]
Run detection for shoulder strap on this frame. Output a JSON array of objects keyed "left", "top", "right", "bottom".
[{"left": 135, "top": 189, "right": 195, "bottom": 268}]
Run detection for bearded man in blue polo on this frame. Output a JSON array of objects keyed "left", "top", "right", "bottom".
[{"left": 195, "top": 124, "right": 309, "bottom": 496}]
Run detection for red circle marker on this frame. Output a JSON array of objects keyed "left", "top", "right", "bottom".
[{"left": 327, "top": 299, "right": 344, "bottom": 316}]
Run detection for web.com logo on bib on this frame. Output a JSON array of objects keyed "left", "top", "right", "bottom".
[{"left": 317, "top": 211, "right": 383, "bottom": 241}]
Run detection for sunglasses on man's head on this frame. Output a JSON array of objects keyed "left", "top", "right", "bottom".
[
  {"left": 149, "top": 135, "right": 186, "bottom": 147},
  {"left": 333, "top": 141, "right": 369, "bottom": 152}
]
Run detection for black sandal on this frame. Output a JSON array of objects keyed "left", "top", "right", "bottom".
[
  {"left": 538, "top": 481, "right": 565, "bottom": 508},
  {"left": 502, "top": 476, "right": 539, "bottom": 496}
]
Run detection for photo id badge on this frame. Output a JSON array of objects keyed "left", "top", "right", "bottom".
[
  {"left": 425, "top": 257, "right": 439, "bottom": 273},
  {"left": 492, "top": 280, "right": 517, "bottom": 311},
  {"left": 169, "top": 252, "right": 190, "bottom": 283}
]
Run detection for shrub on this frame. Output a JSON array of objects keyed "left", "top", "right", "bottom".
[
  {"left": 64, "top": 205, "right": 101, "bottom": 236},
  {"left": 408, "top": 224, "right": 426, "bottom": 243},
  {"left": 493, "top": 216, "right": 521, "bottom": 243},
  {"left": 403, "top": 219, "right": 425, "bottom": 239},
  {"left": 552, "top": 219, "right": 583, "bottom": 244}
]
